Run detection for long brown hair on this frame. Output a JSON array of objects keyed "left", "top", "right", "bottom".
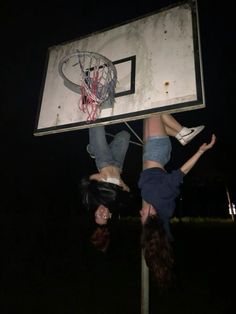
[
  {"left": 90, "top": 226, "right": 110, "bottom": 253},
  {"left": 141, "top": 215, "right": 175, "bottom": 289}
]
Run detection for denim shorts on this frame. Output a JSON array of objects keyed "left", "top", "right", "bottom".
[{"left": 143, "top": 136, "right": 172, "bottom": 166}]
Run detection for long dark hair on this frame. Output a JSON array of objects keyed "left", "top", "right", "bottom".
[
  {"left": 79, "top": 176, "right": 129, "bottom": 252},
  {"left": 141, "top": 215, "right": 175, "bottom": 289},
  {"left": 90, "top": 225, "right": 110, "bottom": 253}
]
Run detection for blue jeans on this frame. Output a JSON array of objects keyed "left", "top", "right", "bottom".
[{"left": 89, "top": 126, "right": 130, "bottom": 171}]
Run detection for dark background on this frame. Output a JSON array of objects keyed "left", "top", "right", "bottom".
[
  {"left": 1, "top": 1, "right": 236, "bottom": 313},
  {"left": 1, "top": 0, "right": 235, "bottom": 216}
]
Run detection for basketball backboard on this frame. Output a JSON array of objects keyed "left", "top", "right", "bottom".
[{"left": 34, "top": 0, "right": 204, "bottom": 136}]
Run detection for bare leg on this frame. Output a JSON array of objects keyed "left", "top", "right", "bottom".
[
  {"left": 144, "top": 113, "right": 182, "bottom": 138},
  {"left": 161, "top": 113, "right": 183, "bottom": 137},
  {"left": 144, "top": 115, "right": 167, "bottom": 142},
  {"left": 161, "top": 113, "right": 205, "bottom": 146}
]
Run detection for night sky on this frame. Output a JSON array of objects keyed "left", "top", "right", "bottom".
[{"left": 2, "top": 0, "right": 235, "bottom": 217}]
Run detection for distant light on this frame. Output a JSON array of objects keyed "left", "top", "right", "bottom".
[{"left": 228, "top": 203, "right": 235, "bottom": 215}]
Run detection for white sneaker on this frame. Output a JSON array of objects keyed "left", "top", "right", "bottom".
[
  {"left": 86, "top": 145, "right": 95, "bottom": 158},
  {"left": 176, "top": 125, "right": 205, "bottom": 146}
]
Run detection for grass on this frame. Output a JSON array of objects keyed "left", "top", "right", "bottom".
[{"left": 1, "top": 215, "right": 236, "bottom": 314}]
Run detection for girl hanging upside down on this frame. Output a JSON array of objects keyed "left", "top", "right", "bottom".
[{"left": 138, "top": 114, "right": 216, "bottom": 288}]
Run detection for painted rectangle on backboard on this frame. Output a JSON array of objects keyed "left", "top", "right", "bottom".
[{"left": 34, "top": 0, "right": 204, "bottom": 136}]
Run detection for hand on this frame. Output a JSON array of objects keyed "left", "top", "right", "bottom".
[
  {"left": 180, "top": 134, "right": 217, "bottom": 175},
  {"left": 198, "top": 134, "right": 216, "bottom": 154},
  {"left": 120, "top": 179, "right": 130, "bottom": 192},
  {"left": 89, "top": 173, "right": 107, "bottom": 181}
]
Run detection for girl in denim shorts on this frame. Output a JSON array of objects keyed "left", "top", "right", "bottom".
[{"left": 139, "top": 113, "right": 216, "bottom": 289}]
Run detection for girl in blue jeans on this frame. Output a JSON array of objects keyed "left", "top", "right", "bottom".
[
  {"left": 81, "top": 126, "right": 131, "bottom": 212},
  {"left": 80, "top": 125, "right": 131, "bottom": 251}
]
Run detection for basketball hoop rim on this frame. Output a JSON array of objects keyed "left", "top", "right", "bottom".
[{"left": 58, "top": 51, "right": 117, "bottom": 97}]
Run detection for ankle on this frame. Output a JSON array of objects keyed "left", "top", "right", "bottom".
[{"left": 175, "top": 127, "right": 188, "bottom": 140}]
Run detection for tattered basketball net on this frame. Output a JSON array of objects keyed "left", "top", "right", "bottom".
[{"left": 77, "top": 51, "right": 117, "bottom": 122}]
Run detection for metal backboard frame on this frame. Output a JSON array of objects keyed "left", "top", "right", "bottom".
[{"left": 34, "top": 0, "right": 204, "bottom": 136}]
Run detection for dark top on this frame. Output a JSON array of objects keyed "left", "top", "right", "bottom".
[{"left": 138, "top": 167, "right": 184, "bottom": 240}]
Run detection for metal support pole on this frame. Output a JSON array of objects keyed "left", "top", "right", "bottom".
[
  {"left": 226, "top": 186, "right": 234, "bottom": 222},
  {"left": 141, "top": 249, "right": 149, "bottom": 314},
  {"left": 141, "top": 122, "right": 149, "bottom": 314}
]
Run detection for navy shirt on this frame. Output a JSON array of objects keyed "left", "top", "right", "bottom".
[{"left": 138, "top": 167, "right": 184, "bottom": 240}]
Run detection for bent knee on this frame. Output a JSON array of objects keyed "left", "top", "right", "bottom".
[{"left": 119, "top": 130, "right": 130, "bottom": 140}]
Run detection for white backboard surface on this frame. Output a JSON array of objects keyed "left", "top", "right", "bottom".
[{"left": 35, "top": 0, "right": 205, "bottom": 136}]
